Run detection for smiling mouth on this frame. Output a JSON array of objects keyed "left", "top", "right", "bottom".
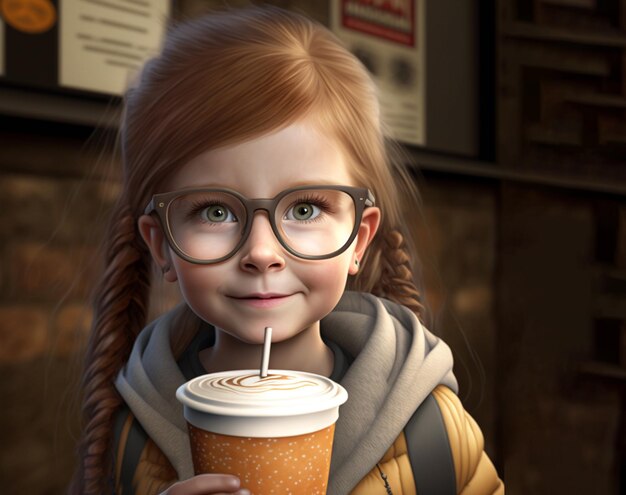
[{"left": 229, "top": 293, "right": 294, "bottom": 308}]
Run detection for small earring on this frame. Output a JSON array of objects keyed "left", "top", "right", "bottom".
[
  {"left": 161, "top": 263, "right": 171, "bottom": 274},
  {"left": 354, "top": 259, "right": 360, "bottom": 268}
]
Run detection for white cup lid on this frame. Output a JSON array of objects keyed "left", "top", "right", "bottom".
[
  {"left": 176, "top": 369, "right": 348, "bottom": 418},
  {"left": 177, "top": 369, "right": 348, "bottom": 436}
]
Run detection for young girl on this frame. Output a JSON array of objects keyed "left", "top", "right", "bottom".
[{"left": 70, "top": 6, "right": 504, "bottom": 495}]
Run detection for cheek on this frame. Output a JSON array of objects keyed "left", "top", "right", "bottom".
[
  {"left": 172, "top": 262, "right": 224, "bottom": 299},
  {"left": 304, "top": 255, "right": 352, "bottom": 291}
]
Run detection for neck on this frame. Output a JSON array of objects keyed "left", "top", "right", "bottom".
[{"left": 199, "top": 321, "right": 334, "bottom": 377}]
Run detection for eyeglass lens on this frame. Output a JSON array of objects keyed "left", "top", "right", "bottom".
[{"left": 166, "top": 189, "right": 357, "bottom": 260}]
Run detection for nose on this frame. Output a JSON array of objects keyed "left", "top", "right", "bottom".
[{"left": 239, "top": 212, "right": 286, "bottom": 273}]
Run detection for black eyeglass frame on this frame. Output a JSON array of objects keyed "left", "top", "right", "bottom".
[{"left": 144, "top": 184, "right": 376, "bottom": 264}]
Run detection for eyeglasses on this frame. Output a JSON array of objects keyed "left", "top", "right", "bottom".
[{"left": 144, "top": 185, "right": 375, "bottom": 264}]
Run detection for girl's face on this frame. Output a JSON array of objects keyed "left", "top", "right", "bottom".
[{"left": 139, "top": 120, "right": 380, "bottom": 344}]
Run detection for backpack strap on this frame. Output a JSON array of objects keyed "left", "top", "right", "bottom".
[
  {"left": 404, "top": 392, "right": 456, "bottom": 495},
  {"left": 112, "top": 406, "right": 150, "bottom": 495}
]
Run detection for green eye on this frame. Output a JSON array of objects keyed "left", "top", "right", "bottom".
[
  {"left": 202, "top": 205, "right": 235, "bottom": 222},
  {"left": 293, "top": 203, "right": 313, "bottom": 220},
  {"left": 285, "top": 202, "right": 321, "bottom": 221}
]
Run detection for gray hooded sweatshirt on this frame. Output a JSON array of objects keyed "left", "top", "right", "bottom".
[{"left": 115, "top": 291, "right": 458, "bottom": 495}]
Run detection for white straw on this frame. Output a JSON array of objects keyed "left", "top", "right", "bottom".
[{"left": 260, "top": 327, "right": 272, "bottom": 378}]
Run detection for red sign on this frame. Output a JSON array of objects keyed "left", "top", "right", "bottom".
[{"left": 341, "top": 0, "right": 416, "bottom": 46}]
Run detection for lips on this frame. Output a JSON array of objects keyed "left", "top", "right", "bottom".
[
  {"left": 228, "top": 293, "right": 294, "bottom": 308},
  {"left": 235, "top": 293, "right": 290, "bottom": 299}
]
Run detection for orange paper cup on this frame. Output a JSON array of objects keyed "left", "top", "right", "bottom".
[{"left": 177, "top": 369, "right": 348, "bottom": 495}]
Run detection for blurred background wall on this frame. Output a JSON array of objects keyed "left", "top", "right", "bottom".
[{"left": 1, "top": 0, "right": 625, "bottom": 493}]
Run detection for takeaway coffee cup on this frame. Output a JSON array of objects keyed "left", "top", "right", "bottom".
[{"left": 176, "top": 369, "right": 348, "bottom": 495}]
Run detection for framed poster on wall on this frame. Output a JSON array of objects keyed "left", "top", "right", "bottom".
[
  {"left": 331, "top": 0, "right": 424, "bottom": 146},
  {"left": 331, "top": 0, "right": 479, "bottom": 156},
  {"left": 0, "top": 0, "right": 170, "bottom": 97}
]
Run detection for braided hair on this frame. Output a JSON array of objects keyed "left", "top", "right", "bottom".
[
  {"left": 70, "top": 6, "right": 426, "bottom": 492},
  {"left": 69, "top": 202, "right": 151, "bottom": 493}
]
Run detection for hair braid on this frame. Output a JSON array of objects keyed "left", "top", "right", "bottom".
[
  {"left": 371, "top": 227, "right": 424, "bottom": 318},
  {"left": 71, "top": 202, "right": 151, "bottom": 494},
  {"left": 69, "top": 6, "right": 431, "bottom": 491}
]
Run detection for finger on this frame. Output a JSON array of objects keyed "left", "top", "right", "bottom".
[{"left": 166, "top": 474, "right": 241, "bottom": 495}]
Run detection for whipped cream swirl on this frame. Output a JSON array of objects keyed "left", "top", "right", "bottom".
[{"left": 208, "top": 373, "right": 318, "bottom": 394}]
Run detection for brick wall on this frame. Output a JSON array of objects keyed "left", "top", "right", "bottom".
[{"left": 0, "top": 123, "right": 113, "bottom": 492}]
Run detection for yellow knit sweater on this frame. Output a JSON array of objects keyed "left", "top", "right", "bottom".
[
  {"left": 350, "top": 386, "right": 504, "bottom": 495},
  {"left": 115, "top": 385, "right": 504, "bottom": 495}
]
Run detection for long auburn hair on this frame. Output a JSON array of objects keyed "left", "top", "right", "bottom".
[{"left": 70, "top": 6, "right": 424, "bottom": 493}]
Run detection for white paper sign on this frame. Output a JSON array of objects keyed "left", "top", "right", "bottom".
[
  {"left": 331, "top": 0, "right": 424, "bottom": 145},
  {"left": 59, "top": 0, "right": 170, "bottom": 95}
]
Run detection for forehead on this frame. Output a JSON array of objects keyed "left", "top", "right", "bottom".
[{"left": 167, "top": 121, "right": 355, "bottom": 195}]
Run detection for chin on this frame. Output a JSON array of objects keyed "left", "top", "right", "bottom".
[
  {"left": 250, "top": 327, "right": 300, "bottom": 345},
  {"left": 265, "top": 328, "right": 298, "bottom": 343},
  {"left": 223, "top": 330, "right": 266, "bottom": 345},
  {"left": 218, "top": 319, "right": 313, "bottom": 345}
]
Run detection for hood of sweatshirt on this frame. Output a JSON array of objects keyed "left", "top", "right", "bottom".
[{"left": 115, "top": 291, "right": 458, "bottom": 495}]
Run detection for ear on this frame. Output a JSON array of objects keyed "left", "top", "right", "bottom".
[
  {"left": 137, "top": 215, "right": 178, "bottom": 282},
  {"left": 349, "top": 206, "right": 381, "bottom": 275}
]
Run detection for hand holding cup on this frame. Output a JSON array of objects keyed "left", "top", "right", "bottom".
[{"left": 159, "top": 473, "right": 251, "bottom": 495}]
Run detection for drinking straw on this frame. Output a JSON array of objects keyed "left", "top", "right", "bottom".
[{"left": 260, "top": 327, "right": 272, "bottom": 378}]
